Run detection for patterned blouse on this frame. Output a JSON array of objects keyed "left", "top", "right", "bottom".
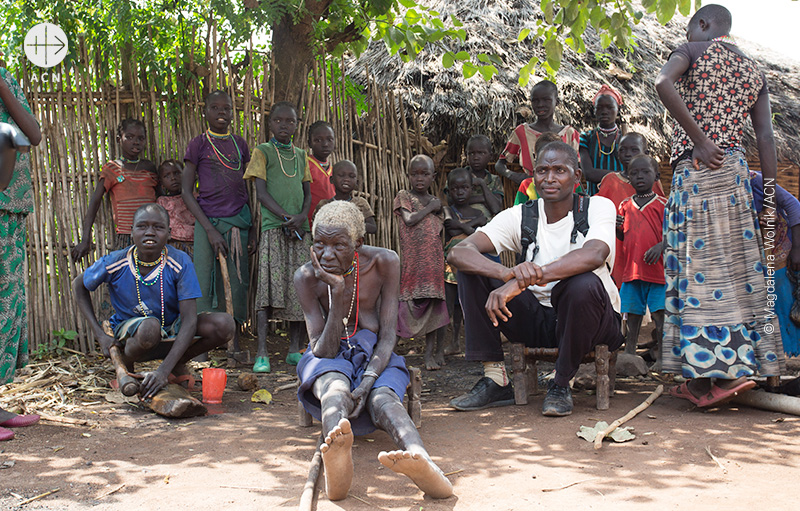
[{"left": 669, "top": 41, "right": 766, "bottom": 165}]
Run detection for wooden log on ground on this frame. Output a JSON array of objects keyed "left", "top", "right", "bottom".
[
  {"left": 108, "top": 345, "right": 139, "bottom": 397},
  {"left": 594, "top": 384, "right": 664, "bottom": 450},
  {"left": 298, "top": 432, "right": 325, "bottom": 511},
  {"left": 732, "top": 389, "right": 800, "bottom": 416},
  {"left": 147, "top": 384, "right": 207, "bottom": 418}
]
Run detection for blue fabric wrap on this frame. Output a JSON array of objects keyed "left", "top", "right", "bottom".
[{"left": 296, "top": 329, "right": 410, "bottom": 436}]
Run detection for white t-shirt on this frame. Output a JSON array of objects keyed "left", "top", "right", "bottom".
[{"left": 477, "top": 197, "right": 620, "bottom": 311}]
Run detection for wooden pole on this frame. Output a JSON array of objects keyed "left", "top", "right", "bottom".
[{"left": 217, "top": 253, "right": 236, "bottom": 359}]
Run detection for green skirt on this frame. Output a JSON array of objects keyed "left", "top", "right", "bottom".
[{"left": 0, "top": 211, "right": 28, "bottom": 383}]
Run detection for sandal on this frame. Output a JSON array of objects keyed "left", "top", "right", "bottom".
[
  {"left": 0, "top": 426, "right": 13, "bottom": 442},
  {"left": 669, "top": 381, "right": 702, "bottom": 406},
  {"left": 697, "top": 380, "right": 756, "bottom": 408},
  {"left": 0, "top": 414, "right": 40, "bottom": 428}
]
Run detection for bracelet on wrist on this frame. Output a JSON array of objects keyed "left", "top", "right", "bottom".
[{"left": 363, "top": 370, "right": 379, "bottom": 380}]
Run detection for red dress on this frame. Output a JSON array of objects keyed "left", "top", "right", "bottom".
[{"left": 307, "top": 156, "right": 335, "bottom": 227}]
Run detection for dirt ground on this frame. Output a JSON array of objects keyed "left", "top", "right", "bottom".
[{"left": 3, "top": 328, "right": 800, "bottom": 511}]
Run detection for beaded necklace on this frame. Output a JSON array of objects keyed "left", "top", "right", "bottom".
[
  {"left": 635, "top": 191, "right": 656, "bottom": 200},
  {"left": 271, "top": 137, "right": 298, "bottom": 178},
  {"left": 205, "top": 130, "right": 242, "bottom": 171},
  {"left": 596, "top": 130, "right": 618, "bottom": 156},
  {"left": 310, "top": 156, "right": 332, "bottom": 177},
  {"left": 597, "top": 124, "right": 619, "bottom": 135},
  {"left": 327, "top": 253, "right": 360, "bottom": 346},
  {"left": 133, "top": 248, "right": 167, "bottom": 328}
]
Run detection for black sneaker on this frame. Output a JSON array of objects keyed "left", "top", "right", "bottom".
[
  {"left": 542, "top": 381, "right": 573, "bottom": 416},
  {"left": 450, "top": 377, "right": 514, "bottom": 411}
]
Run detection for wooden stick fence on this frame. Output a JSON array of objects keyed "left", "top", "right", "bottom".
[{"left": 20, "top": 43, "right": 418, "bottom": 354}]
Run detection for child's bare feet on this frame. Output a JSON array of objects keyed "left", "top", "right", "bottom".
[
  {"left": 434, "top": 350, "right": 446, "bottom": 368},
  {"left": 320, "top": 418, "right": 354, "bottom": 501},
  {"left": 378, "top": 450, "right": 453, "bottom": 499},
  {"left": 424, "top": 353, "right": 441, "bottom": 371}
]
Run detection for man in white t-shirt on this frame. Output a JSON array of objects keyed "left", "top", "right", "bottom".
[{"left": 447, "top": 141, "right": 624, "bottom": 416}]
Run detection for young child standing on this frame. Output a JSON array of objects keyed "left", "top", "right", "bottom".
[
  {"left": 394, "top": 155, "right": 450, "bottom": 371},
  {"left": 596, "top": 132, "right": 665, "bottom": 288},
  {"left": 72, "top": 119, "right": 158, "bottom": 259},
  {"left": 443, "top": 167, "right": 489, "bottom": 356},
  {"left": 306, "top": 121, "right": 336, "bottom": 228},
  {"left": 460, "top": 135, "right": 503, "bottom": 217},
  {"left": 656, "top": 4, "right": 782, "bottom": 406},
  {"left": 579, "top": 85, "right": 625, "bottom": 196},
  {"left": 182, "top": 90, "right": 254, "bottom": 362},
  {"left": 244, "top": 101, "right": 312, "bottom": 372},
  {"left": 495, "top": 80, "right": 580, "bottom": 185},
  {"left": 313, "top": 160, "right": 377, "bottom": 234},
  {"left": 156, "top": 159, "right": 194, "bottom": 257},
  {"left": 616, "top": 156, "right": 667, "bottom": 366}
]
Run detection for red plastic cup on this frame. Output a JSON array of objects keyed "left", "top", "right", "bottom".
[{"left": 202, "top": 368, "right": 227, "bottom": 404}]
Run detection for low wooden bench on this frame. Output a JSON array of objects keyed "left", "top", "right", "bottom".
[
  {"left": 510, "top": 344, "right": 617, "bottom": 410},
  {"left": 298, "top": 366, "right": 423, "bottom": 428}
]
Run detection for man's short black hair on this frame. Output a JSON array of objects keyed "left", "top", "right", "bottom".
[
  {"left": 133, "top": 203, "right": 170, "bottom": 227},
  {"left": 535, "top": 140, "right": 579, "bottom": 170},
  {"left": 689, "top": 4, "right": 732, "bottom": 33}
]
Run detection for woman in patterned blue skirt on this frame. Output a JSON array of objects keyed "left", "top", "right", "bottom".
[{"left": 655, "top": 5, "right": 783, "bottom": 407}]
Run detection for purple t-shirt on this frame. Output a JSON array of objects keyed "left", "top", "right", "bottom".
[{"left": 184, "top": 134, "right": 250, "bottom": 219}]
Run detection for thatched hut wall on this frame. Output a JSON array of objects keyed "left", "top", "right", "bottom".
[{"left": 349, "top": 0, "right": 800, "bottom": 196}]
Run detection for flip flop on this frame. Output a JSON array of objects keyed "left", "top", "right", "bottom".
[
  {"left": 669, "top": 381, "right": 702, "bottom": 406},
  {"left": 697, "top": 380, "right": 756, "bottom": 408},
  {"left": 0, "top": 414, "right": 40, "bottom": 428},
  {"left": 0, "top": 426, "right": 13, "bottom": 441},
  {"left": 285, "top": 352, "right": 303, "bottom": 366},
  {"left": 253, "top": 356, "right": 271, "bottom": 373},
  {"left": 168, "top": 373, "right": 199, "bottom": 392}
]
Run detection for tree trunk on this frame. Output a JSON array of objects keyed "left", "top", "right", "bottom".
[
  {"left": 270, "top": 1, "right": 334, "bottom": 107},
  {"left": 271, "top": 18, "right": 315, "bottom": 106}
]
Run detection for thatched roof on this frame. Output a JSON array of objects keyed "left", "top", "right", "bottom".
[{"left": 348, "top": 0, "right": 800, "bottom": 166}]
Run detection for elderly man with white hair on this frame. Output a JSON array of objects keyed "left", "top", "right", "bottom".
[{"left": 294, "top": 200, "right": 453, "bottom": 502}]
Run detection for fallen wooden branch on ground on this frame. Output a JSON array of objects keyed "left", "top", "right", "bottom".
[
  {"left": 594, "top": 385, "right": 664, "bottom": 450},
  {"left": 298, "top": 432, "right": 325, "bottom": 511}
]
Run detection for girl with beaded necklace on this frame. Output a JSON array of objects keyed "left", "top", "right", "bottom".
[
  {"left": 182, "top": 90, "right": 255, "bottom": 361},
  {"left": 579, "top": 85, "right": 626, "bottom": 196},
  {"left": 244, "top": 101, "right": 312, "bottom": 372},
  {"left": 72, "top": 118, "right": 158, "bottom": 260}
]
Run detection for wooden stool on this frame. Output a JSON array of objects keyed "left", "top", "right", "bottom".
[
  {"left": 510, "top": 344, "right": 617, "bottom": 410},
  {"left": 299, "top": 366, "right": 423, "bottom": 428}
]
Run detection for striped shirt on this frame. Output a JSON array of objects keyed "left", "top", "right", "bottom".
[{"left": 101, "top": 160, "right": 158, "bottom": 234}]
